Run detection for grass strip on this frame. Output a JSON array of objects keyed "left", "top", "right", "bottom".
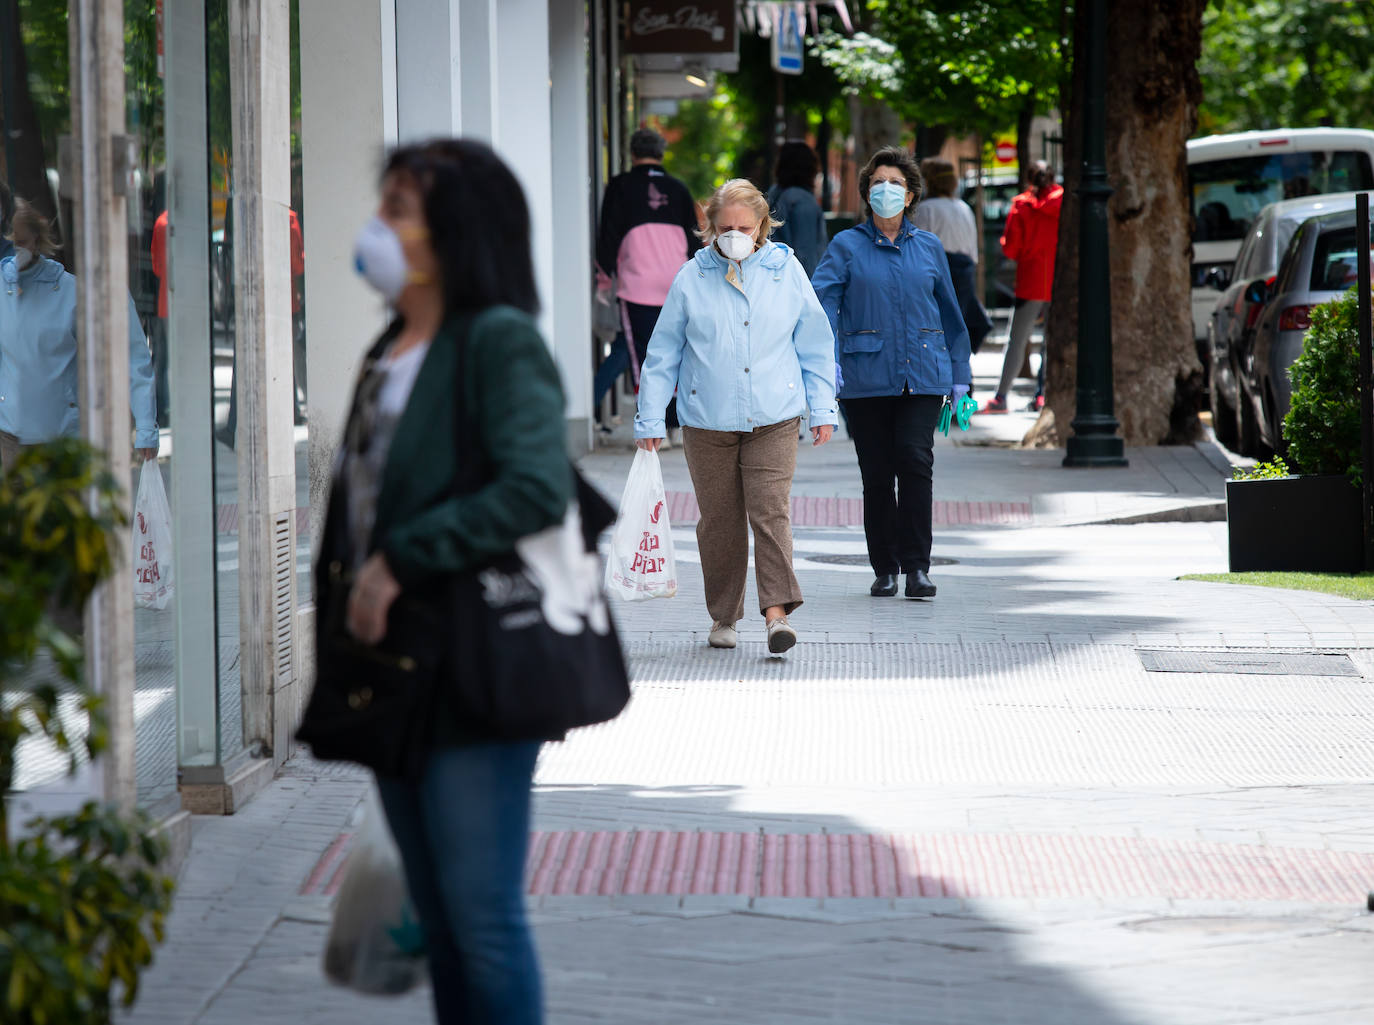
[{"left": 1181, "top": 572, "right": 1374, "bottom": 600}]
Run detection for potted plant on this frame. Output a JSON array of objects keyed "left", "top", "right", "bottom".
[
  {"left": 1225, "top": 290, "right": 1364, "bottom": 572},
  {"left": 0, "top": 440, "right": 174, "bottom": 1024}
]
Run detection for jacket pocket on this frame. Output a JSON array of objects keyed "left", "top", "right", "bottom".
[
  {"left": 920, "top": 327, "right": 946, "bottom": 349},
  {"left": 841, "top": 329, "right": 884, "bottom": 355}
]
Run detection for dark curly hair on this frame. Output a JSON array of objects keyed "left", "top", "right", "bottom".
[
  {"left": 382, "top": 138, "right": 539, "bottom": 316},
  {"left": 773, "top": 142, "right": 820, "bottom": 191},
  {"left": 858, "top": 147, "right": 923, "bottom": 219}
]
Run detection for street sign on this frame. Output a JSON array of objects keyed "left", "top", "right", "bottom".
[
  {"left": 771, "top": 6, "right": 804, "bottom": 76},
  {"left": 994, "top": 139, "right": 1017, "bottom": 164}
]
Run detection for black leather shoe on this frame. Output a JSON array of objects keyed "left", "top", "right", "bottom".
[
  {"left": 870, "top": 574, "right": 899, "bottom": 597},
  {"left": 905, "top": 570, "right": 937, "bottom": 598}
]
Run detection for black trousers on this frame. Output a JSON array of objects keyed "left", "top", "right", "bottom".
[{"left": 841, "top": 393, "right": 943, "bottom": 576}]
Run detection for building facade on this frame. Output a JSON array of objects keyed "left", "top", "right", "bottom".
[{"left": 3, "top": 0, "right": 638, "bottom": 835}]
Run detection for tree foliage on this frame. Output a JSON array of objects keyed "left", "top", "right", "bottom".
[
  {"left": 1284, "top": 290, "right": 1363, "bottom": 480},
  {"left": 658, "top": 91, "right": 749, "bottom": 201},
  {"left": 1198, "top": 0, "right": 1374, "bottom": 134},
  {"left": 0, "top": 440, "right": 174, "bottom": 1025},
  {"left": 831, "top": 0, "right": 1070, "bottom": 136}
]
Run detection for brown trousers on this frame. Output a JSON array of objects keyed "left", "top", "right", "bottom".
[
  {"left": 682, "top": 417, "right": 803, "bottom": 623},
  {"left": 0, "top": 430, "right": 21, "bottom": 473}
]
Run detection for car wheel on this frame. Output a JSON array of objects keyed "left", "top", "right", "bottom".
[
  {"left": 1238, "top": 389, "right": 1263, "bottom": 459},
  {"left": 1211, "top": 383, "right": 1239, "bottom": 451},
  {"left": 1263, "top": 386, "right": 1288, "bottom": 460}
]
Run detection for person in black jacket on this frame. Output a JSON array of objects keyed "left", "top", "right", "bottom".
[
  {"left": 592, "top": 128, "right": 701, "bottom": 443},
  {"left": 766, "top": 142, "right": 828, "bottom": 277}
]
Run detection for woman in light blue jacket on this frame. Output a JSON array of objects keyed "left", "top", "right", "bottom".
[
  {"left": 0, "top": 200, "right": 158, "bottom": 472},
  {"left": 636, "top": 178, "right": 837, "bottom": 655},
  {"left": 811, "top": 147, "right": 971, "bottom": 602}
]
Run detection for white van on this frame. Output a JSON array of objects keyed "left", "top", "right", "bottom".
[{"left": 1188, "top": 128, "right": 1374, "bottom": 341}]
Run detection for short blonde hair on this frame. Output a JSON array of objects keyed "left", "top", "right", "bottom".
[
  {"left": 697, "top": 178, "right": 781, "bottom": 247},
  {"left": 9, "top": 199, "right": 60, "bottom": 257}
]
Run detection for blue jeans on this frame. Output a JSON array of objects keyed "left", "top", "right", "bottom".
[
  {"left": 376, "top": 741, "right": 543, "bottom": 1024},
  {"left": 592, "top": 332, "right": 631, "bottom": 416}
]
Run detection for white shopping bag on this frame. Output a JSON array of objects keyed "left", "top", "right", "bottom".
[
  {"left": 323, "top": 786, "right": 426, "bottom": 994},
  {"left": 132, "top": 461, "right": 174, "bottom": 610},
  {"left": 604, "top": 447, "right": 677, "bottom": 600}
]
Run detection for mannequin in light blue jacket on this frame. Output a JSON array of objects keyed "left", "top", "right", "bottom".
[
  {"left": 0, "top": 201, "right": 158, "bottom": 469},
  {"left": 635, "top": 179, "right": 837, "bottom": 656}
]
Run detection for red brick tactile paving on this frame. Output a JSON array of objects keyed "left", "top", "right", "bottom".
[
  {"left": 665, "top": 491, "right": 1031, "bottom": 528},
  {"left": 302, "top": 828, "right": 1374, "bottom": 905}
]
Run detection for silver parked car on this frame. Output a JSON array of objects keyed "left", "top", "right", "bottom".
[
  {"left": 1235, "top": 207, "right": 1369, "bottom": 456},
  {"left": 1206, "top": 192, "right": 1361, "bottom": 451}
]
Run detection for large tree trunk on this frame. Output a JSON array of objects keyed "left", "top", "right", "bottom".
[
  {"left": 1041, "top": 0, "right": 1205, "bottom": 446},
  {"left": 850, "top": 94, "right": 903, "bottom": 165}
]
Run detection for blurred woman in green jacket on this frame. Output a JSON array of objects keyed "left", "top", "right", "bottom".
[{"left": 320, "top": 139, "right": 569, "bottom": 1024}]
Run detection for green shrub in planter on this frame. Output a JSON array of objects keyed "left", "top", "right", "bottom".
[
  {"left": 1283, "top": 290, "right": 1361, "bottom": 481},
  {"left": 0, "top": 440, "right": 174, "bottom": 1024}
]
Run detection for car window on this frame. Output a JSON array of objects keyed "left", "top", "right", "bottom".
[
  {"left": 1309, "top": 225, "right": 1369, "bottom": 291},
  {"left": 962, "top": 181, "right": 1019, "bottom": 224},
  {"left": 1233, "top": 216, "right": 1265, "bottom": 278},
  {"left": 1273, "top": 217, "right": 1304, "bottom": 269},
  {"left": 1190, "top": 150, "right": 1374, "bottom": 244},
  {"left": 1273, "top": 222, "right": 1311, "bottom": 295}
]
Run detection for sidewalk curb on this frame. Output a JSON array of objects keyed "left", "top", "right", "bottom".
[{"left": 1084, "top": 500, "right": 1227, "bottom": 526}]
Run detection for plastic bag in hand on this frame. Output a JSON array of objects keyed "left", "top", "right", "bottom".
[
  {"left": 132, "top": 461, "right": 175, "bottom": 610},
  {"left": 323, "top": 786, "right": 426, "bottom": 994},
  {"left": 604, "top": 447, "right": 677, "bottom": 600}
]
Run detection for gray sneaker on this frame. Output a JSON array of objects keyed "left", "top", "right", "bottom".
[{"left": 708, "top": 621, "right": 737, "bottom": 649}]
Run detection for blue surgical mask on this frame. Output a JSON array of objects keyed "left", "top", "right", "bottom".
[{"left": 869, "top": 181, "right": 908, "bottom": 219}]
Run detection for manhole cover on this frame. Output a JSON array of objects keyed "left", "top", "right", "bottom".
[
  {"left": 1137, "top": 649, "right": 1361, "bottom": 677},
  {"left": 799, "top": 554, "right": 958, "bottom": 567}
]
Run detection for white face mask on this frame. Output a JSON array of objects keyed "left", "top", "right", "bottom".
[
  {"left": 13, "top": 246, "right": 35, "bottom": 271},
  {"left": 352, "top": 216, "right": 409, "bottom": 302},
  {"left": 716, "top": 229, "right": 756, "bottom": 262}
]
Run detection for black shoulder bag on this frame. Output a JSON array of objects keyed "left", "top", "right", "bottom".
[{"left": 441, "top": 318, "right": 631, "bottom": 740}]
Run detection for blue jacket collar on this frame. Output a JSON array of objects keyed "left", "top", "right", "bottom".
[
  {"left": 1, "top": 253, "right": 64, "bottom": 286},
  {"left": 857, "top": 217, "right": 916, "bottom": 245}
]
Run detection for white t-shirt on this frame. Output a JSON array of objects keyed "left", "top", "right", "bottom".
[
  {"left": 345, "top": 339, "right": 432, "bottom": 567},
  {"left": 913, "top": 197, "right": 978, "bottom": 261}
]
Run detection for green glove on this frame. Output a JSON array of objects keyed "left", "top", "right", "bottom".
[
  {"left": 954, "top": 393, "right": 978, "bottom": 431},
  {"left": 938, "top": 396, "right": 953, "bottom": 436}
]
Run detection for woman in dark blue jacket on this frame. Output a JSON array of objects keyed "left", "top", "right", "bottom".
[{"left": 811, "top": 147, "right": 971, "bottom": 600}]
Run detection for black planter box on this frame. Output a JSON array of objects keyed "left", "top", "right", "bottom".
[{"left": 1226, "top": 474, "right": 1363, "bottom": 573}]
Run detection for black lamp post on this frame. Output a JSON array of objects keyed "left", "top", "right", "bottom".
[{"left": 1063, "top": 0, "right": 1127, "bottom": 467}]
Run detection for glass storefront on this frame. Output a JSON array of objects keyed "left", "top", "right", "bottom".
[{"left": 1, "top": 0, "right": 308, "bottom": 814}]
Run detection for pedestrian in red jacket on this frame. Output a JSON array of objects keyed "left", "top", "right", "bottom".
[{"left": 982, "top": 161, "right": 1063, "bottom": 413}]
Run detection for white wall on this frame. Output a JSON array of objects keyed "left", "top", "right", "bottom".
[
  {"left": 396, "top": 0, "right": 463, "bottom": 141},
  {"left": 299, "top": 0, "right": 396, "bottom": 545},
  {"left": 548, "top": 0, "right": 593, "bottom": 449},
  {"left": 493, "top": 0, "right": 556, "bottom": 353}
]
